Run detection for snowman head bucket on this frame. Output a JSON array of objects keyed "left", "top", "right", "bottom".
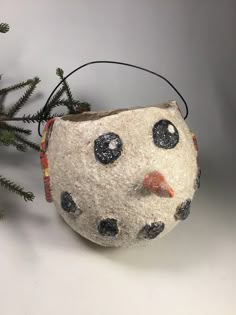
[{"left": 39, "top": 61, "right": 200, "bottom": 248}]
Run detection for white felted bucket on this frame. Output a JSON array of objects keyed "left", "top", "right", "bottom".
[{"left": 40, "top": 101, "right": 200, "bottom": 247}]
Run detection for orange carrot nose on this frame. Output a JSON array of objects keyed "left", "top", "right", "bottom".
[{"left": 143, "top": 171, "right": 174, "bottom": 198}]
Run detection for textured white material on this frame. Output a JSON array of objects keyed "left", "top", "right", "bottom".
[{"left": 47, "top": 101, "right": 198, "bottom": 247}]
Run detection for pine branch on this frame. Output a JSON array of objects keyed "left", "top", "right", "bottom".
[
  {"left": 41, "top": 87, "right": 66, "bottom": 118},
  {"left": 0, "top": 175, "right": 34, "bottom": 201},
  {"left": 72, "top": 101, "right": 91, "bottom": 113},
  {"left": 7, "top": 77, "right": 40, "bottom": 117},
  {"left": 0, "top": 113, "right": 62, "bottom": 123},
  {"left": 0, "top": 141, "right": 26, "bottom": 152},
  {"left": 0, "top": 93, "right": 7, "bottom": 113},
  {"left": 0, "top": 129, "right": 16, "bottom": 145},
  {"left": 0, "top": 79, "right": 33, "bottom": 95},
  {"left": 35, "top": 99, "right": 90, "bottom": 123},
  {"left": 0, "top": 23, "right": 10, "bottom": 33},
  {"left": 13, "top": 142, "right": 27, "bottom": 152},
  {"left": 0, "top": 122, "right": 31, "bottom": 135},
  {"left": 0, "top": 135, "right": 27, "bottom": 151},
  {"left": 47, "top": 86, "right": 66, "bottom": 108},
  {"left": 14, "top": 134, "right": 40, "bottom": 151},
  {"left": 56, "top": 68, "right": 75, "bottom": 113},
  {"left": 32, "top": 86, "right": 67, "bottom": 124},
  {"left": 45, "top": 99, "right": 89, "bottom": 111}
]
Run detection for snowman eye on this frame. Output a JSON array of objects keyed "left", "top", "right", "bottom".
[
  {"left": 94, "top": 132, "right": 123, "bottom": 164},
  {"left": 152, "top": 119, "right": 179, "bottom": 149},
  {"left": 61, "top": 191, "right": 78, "bottom": 213}
]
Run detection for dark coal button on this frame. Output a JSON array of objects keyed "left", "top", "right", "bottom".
[
  {"left": 97, "top": 218, "right": 119, "bottom": 237},
  {"left": 61, "top": 191, "right": 78, "bottom": 213},
  {"left": 175, "top": 199, "right": 191, "bottom": 220},
  {"left": 194, "top": 167, "right": 201, "bottom": 190},
  {"left": 139, "top": 221, "right": 165, "bottom": 239}
]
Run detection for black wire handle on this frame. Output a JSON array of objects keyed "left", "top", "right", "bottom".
[{"left": 38, "top": 60, "right": 189, "bottom": 136}]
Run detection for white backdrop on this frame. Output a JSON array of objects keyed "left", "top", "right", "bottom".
[{"left": 0, "top": 1, "right": 235, "bottom": 315}]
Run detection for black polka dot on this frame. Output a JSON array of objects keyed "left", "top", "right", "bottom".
[
  {"left": 98, "top": 218, "right": 119, "bottom": 237},
  {"left": 175, "top": 199, "right": 191, "bottom": 220},
  {"left": 152, "top": 119, "right": 179, "bottom": 149},
  {"left": 194, "top": 167, "right": 201, "bottom": 190},
  {"left": 139, "top": 222, "right": 165, "bottom": 239},
  {"left": 60, "top": 191, "right": 78, "bottom": 213},
  {"left": 94, "top": 132, "right": 123, "bottom": 164}
]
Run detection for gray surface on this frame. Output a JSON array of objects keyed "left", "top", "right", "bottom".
[{"left": 0, "top": 0, "right": 235, "bottom": 314}]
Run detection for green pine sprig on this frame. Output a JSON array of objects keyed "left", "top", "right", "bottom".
[
  {"left": 14, "top": 133, "right": 40, "bottom": 151},
  {"left": 38, "top": 86, "right": 67, "bottom": 121},
  {"left": 0, "top": 21, "right": 91, "bottom": 208},
  {"left": 0, "top": 175, "right": 34, "bottom": 201},
  {"left": 0, "top": 122, "right": 31, "bottom": 135},
  {"left": 0, "top": 23, "right": 10, "bottom": 33},
  {"left": 56, "top": 68, "right": 76, "bottom": 113},
  {"left": 0, "top": 113, "right": 62, "bottom": 123},
  {"left": 7, "top": 77, "right": 40, "bottom": 117},
  {"left": 0, "top": 79, "right": 34, "bottom": 96}
]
